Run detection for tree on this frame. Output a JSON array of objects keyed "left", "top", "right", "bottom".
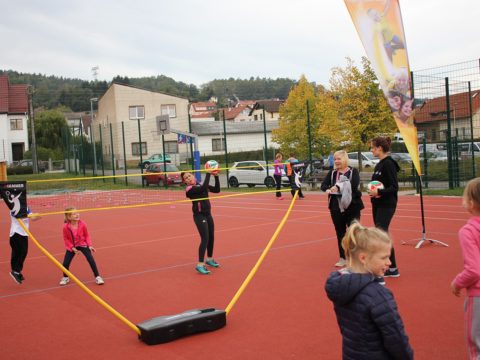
[
  {"left": 272, "top": 75, "right": 319, "bottom": 159},
  {"left": 329, "top": 57, "right": 395, "bottom": 151},
  {"left": 34, "top": 109, "right": 68, "bottom": 153}
]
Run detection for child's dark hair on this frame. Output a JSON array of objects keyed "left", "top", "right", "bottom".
[
  {"left": 342, "top": 221, "right": 391, "bottom": 265},
  {"left": 371, "top": 136, "right": 392, "bottom": 153},
  {"left": 463, "top": 177, "right": 480, "bottom": 208}
]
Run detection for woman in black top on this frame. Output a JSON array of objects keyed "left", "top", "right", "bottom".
[
  {"left": 369, "top": 136, "right": 401, "bottom": 278},
  {"left": 321, "top": 150, "right": 364, "bottom": 267},
  {"left": 182, "top": 171, "right": 220, "bottom": 275}
]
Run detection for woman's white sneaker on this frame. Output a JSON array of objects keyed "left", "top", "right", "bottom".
[
  {"left": 59, "top": 277, "right": 70, "bottom": 286},
  {"left": 95, "top": 276, "right": 105, "bottom": 285}
]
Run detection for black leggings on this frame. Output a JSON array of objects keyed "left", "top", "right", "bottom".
[
  {"left": 372, "top": 205, "right": 397, "bottom": 268},
  {"left": 289, "top": 175, "right": 304, "bottom": 198},
  {"left": 193, "top": 213, "right": 215, "bottom": 262},
  {"left": 274, "top": 174, "right": 282, "bottom": 197},
  {"left": 330, "top": 208, "right": 361, "bottom": 259},
  {"left": 10, "top": 233, "right": 28, "bottom": 273},
  {"left": 62, "top": 246, "right": 100, "bottom": 277}
]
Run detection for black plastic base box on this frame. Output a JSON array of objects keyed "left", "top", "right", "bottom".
[{"left": 137, "top": 308, "right": 226, "bottom": 345}]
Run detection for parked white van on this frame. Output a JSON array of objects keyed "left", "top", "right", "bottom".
[
  {"left": 457, "top": 142, "right": 480, "bottom": 156},
  {"left": 418, "top": 143, "right": 447, "bottom": 153}
]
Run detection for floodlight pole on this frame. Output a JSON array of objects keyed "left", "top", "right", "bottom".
[{"left": 90, "top": 97, "right": 98, "bottom": 174}]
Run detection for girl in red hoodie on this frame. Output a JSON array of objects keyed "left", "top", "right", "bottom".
[
  {"left": 451, "top": 177, "right": 480, "bottom": 358},
  {"left": 59, "top": 207, "right": 104, "bottom": 286}
]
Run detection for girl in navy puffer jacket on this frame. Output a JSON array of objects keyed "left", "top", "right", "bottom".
[{"left": 325, "top": 222, "right": 413, "bottom": 360}]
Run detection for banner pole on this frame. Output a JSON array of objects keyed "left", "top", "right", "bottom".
[{"left": 402, "top": 171, "right": 449, "bottom": 248}]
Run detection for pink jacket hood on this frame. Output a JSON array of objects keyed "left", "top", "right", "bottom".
[{"left": 454, "top": 216, "right": 480, "bottom": 296}]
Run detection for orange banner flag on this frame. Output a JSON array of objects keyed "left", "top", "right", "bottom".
[{"left": 344, "top": 0, "right": 421, "bottom": 174}]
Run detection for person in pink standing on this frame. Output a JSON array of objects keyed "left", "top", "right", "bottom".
[
  {"left": 273, "top": 152, "right": 284, "bottom": 200},
  {"left": 451, "top": 177, "right": 480, "bottom": 359}
]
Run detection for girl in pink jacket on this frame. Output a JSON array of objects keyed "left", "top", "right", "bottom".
[
  {"left": 59, "top": 207, "right": 104, "bottom": 286},
  {"left": 451, "top": 177, "right": 480, "bottom": 358}
]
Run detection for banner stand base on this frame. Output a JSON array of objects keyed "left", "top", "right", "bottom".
[{"left": 402, "top": 232, "right": 449, "bottom": 249}]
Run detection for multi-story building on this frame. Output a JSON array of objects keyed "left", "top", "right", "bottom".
[{"left": 0, "top": 75, "right": 29, "bottom": 164}]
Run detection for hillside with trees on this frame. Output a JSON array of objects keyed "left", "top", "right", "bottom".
[{"left": 1, "top": 70, "right": 296, "bottom": 111}]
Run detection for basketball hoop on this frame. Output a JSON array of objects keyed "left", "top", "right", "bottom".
[{"left": 156, "top": 115, "right": 170, "bottom": 135}]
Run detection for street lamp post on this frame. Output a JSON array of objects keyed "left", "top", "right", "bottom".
[{"left": 90, "top": 97, "right": 98, "bottom": 174}]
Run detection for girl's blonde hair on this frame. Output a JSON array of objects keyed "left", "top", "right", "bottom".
[
  {"left": 275, "top": 152, "right": 282, "bottom": 160},
  {"left": 334, "top": 150, "right": 348, "bottom": 169},
  {"left": 463, "top": 177, "right": 480, "bottom": 208},
  {"left": 342, "top": 221, "right": 391, "bottom": 265},
  {"left": 64, "top": 207, "right": 76, "bottom": 223}
]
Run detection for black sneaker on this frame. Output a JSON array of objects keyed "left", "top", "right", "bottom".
[
  {"left": 384, "top": 268, "right": 400, "bottom": 278},
  {"left": 19, "top": 274, "right": 25, "bottom": 281},
  {"left": 10, "top": 271, "right": 23, "bottom": 284}
]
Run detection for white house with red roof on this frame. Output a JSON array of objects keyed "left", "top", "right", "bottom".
[{"left": 0, "top": 75, "right": 29, "bottom": 164}]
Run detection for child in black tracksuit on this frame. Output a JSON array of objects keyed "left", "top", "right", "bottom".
[
  {"left": 370, "top": 136, "right": 401, "bottom": 278},
  {"left": 182, "top": 171, "right": 220, "bottom": 275}
]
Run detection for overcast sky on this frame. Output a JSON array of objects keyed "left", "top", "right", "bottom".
[{"left": 2, "top": 0, "right": 479, "bottom": 88}]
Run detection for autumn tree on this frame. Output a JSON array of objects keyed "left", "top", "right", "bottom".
[
  {"left": 329, "top": 57, "right": 395, "bottom": 151},
  {"left": 272, "top": 75, "right": 322, "bottom": 159}
]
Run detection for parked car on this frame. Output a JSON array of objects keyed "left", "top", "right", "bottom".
[
  {"left": 418, "top": 143, "right": 447, "bottom": 154},
  {"left": 420, "top": 150, "right": 448, "bottom": 162},
  {"left": 228, "top": 160, "right": 289, "bottom": 188},
  {"left": 347, "top": 152, "right": 379, "bottom": 168},
  {"left": 138, "top": 153, "right": 171, "bottom": 169},
  {"left": 457, "top": 142, "right": 480, "bottom": 156},
  {"left": 390, "top": 152, "right": 412, "bottom": 163},
  {"left": 7, "top": 159, "right": 46, "bottom": 174},
  {"left": 142, "top": 163, "right": 182, "bottom": 186}
]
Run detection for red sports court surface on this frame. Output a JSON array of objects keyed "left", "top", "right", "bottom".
[{"left": 0, "top": 191, "right": 468, "bottom": 359}]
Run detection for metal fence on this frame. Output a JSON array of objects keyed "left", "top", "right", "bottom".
[{"left": 62, "top": 59, "right": 480, "bottom": 190}]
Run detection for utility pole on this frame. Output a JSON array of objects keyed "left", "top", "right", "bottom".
[
  {"left": 90, "top": 98, "right": 98, "bottom": 174},
  {"left": 27, "top": 85, "right": 38, "bottom": 173}
]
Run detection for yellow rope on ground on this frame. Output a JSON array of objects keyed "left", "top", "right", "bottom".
[
  {"left": 17, "top": 219, "right": 141, "bottom": 336},
  {"left": 225, "top": 190, "right": 298, "bottom": 315}
]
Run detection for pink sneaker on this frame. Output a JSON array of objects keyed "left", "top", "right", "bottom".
[{"left": 277, "top": 197, "right": 284, "bottom": 200}]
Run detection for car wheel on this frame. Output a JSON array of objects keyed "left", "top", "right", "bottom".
[
  {"left": 364, "top": 164, "right": 370, "bottom": 168},
  {"left": 228, "top": 177, "right": 239, "bottom": 187},
  {"left": 264, "top": 177, "right": 275, "bottom": 188},
  {"left": 247, "top": 184, "right": 255, "bottom": 188}
]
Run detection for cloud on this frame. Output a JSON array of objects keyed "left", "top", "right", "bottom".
[{"left": 1, "top": 0, "right": 479, "bottom": 87}]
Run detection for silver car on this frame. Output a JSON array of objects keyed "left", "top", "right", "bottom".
[
  {"left": 228, "top": 160, "right": 289, "bottom": 188},
  {"left": 347, "top": 152, "right": 379, "bottom": 168}
]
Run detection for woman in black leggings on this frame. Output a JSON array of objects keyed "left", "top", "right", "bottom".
[
  {"left": 369, "top": 136, "right": 401, "bottom": 278},
  {"left": 182, "top": 170, "right": 220, "bottom": 275}
]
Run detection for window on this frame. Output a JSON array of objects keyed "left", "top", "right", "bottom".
[
  {"left": 129, "top": 106, "right": 145, "bottom": 120},
  {"left": 164, "top": 141, "right": 178, "bottom": 154},
  {"left": 254, "top": 114, "right": 258, "bottom": 121},
  {"left": 348, "top": 153, "right": 358, "bottom": 160},
  {"left": 10, "top": 119, "right": 23, "bottom": 130},
  {"left": 161, "top": 104, "right": 176, "bottom": 118},
  {"left": 431, "top": 129, "right": 437, "bottom": 141},
  {"left": 212, "top": 138, "right": 224, "bottom": 151},
  {"left": 132, "top": 142, "right": 147, "bottom": 156}
]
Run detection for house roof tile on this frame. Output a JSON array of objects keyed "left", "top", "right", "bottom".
[
  {"left": 415, "top": 90, "right": 480, "bottom": 123},
  {"left": 0, "top": 75, "right": 28, "bottom": 114}
]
